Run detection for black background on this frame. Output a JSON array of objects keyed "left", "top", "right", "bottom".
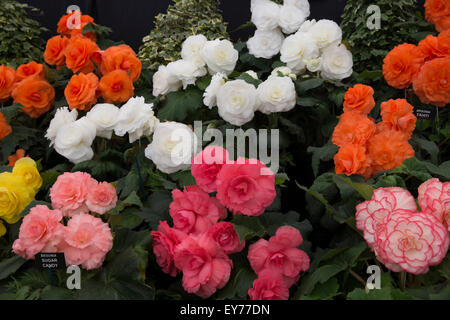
[
  {"left": 19, "top": 0, "right": 427, "bottom": 51},
  {"left": 17, "top": 0, "right": 349, "bottom": 51}
]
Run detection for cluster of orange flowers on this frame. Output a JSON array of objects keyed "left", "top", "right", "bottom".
[
  {"left": 0, "top": 61, "right": 55, "bottom": 119},
  {"left": 46, "top": 10, "right": 142, "bottom": 109},
  {"left": 333, "top": 84, "right": 416, "bottom": 179},
  {"left": 383, "top": 29, "right": 450, "bottom": 107},
  {"left": 0, "top": 9, "right": 142, "bottom": 137},
  {"left": 425, "top": 0, "right": 450, "bottom": 32}
]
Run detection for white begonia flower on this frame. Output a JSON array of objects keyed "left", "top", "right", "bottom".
[
  {"left": 203, "top": 72, "right": 227, "bottom": 109},
  {"left": 216, "top": 79, "right": 258, "bottom": 126},
  {"left": 320, "top": 44, "right": 353, "bottom": 81},
  {"left": 279, "top": 5, "right": 308, "bottom": 34},
  {"left": 45, "top": 107, "right": 78, "bottom": 146},
  {"left": 280, "top": 32, "right": 319, "bottom": 74},
  {"left": 270, "top": 66, "right": 297, "bottom": 80},
  {"left": 166, "top": 59, "right": 207, "bottom": 90},
  {"left": 181, "top": 34, "right": 208, "bottom": 67},
  {"left": 54, "top": 117, "right": 96, "bottom": 164},
  {"left": 283, "top": 0, "right": 310, "bottom": 16},
  {"left": 114, "top": 96, "right": 159, "bottom": 143},
  {"left": 200, "top": 39, "right": 239, "bottom": 76},
  {"left": 251, "top": 0, "right": 281, "bottom": 31},
  {"left": 251, "top": 0, "right": 268, "bottom": 11},
  {"left": 296, "top": 19, "right": 317, "bottom": 33},
  {"left": 308, "top": 19, "right": 342, "bottom": 50},
  {"left": 144, "top": 121, "right": 198, "bottom": 174},
  {"left": 247, "top": 28, "right": 284, "bottom": 59},
  {"left": 257, "top": 76, "right": 296, "bottom": 114},
  {"left": 305, "top": 57, "right": 322, "bottom": 72},
  {"left": 152, "top": 65, "right": 182, "bottom": 97},
  {"left": 86, "top": 103, "right": 120, "bottom": 139},
  {"left": 245, "top": 70, "right": 259, "bottom": 80}
]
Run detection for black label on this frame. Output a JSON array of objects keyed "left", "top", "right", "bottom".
[
  {"left": 414, "top": 107, "right": 436, "bottom": 120},
  {"left": 35, "top": 252, "right": 66, "bottom": 270}
]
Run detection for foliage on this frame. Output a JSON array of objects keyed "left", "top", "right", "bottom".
[
  {"left": 138, "top": 0, "right": 229, "bottom": 70},
  {"left": 341, "top": 0, "right": 434, "bottom": 73},
  {"left": 0, "top": 0, "right": 48, "bottom": 67}
]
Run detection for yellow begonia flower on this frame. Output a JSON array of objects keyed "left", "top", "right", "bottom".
[
  {"left": 12, "top": 157, "right": 43, "bottom": 193},
  {"left": 0, "top": 172, "right": 35, "bottom": 224},
  {"left": 0, "top": 220, "right": 6, "bottom": 237}
]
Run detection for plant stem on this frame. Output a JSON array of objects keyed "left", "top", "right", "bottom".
[
  {"left": 349, "top": 268, "right": 366, "bottom": 287},
  {"left": 400, "top": 272, "right": 406, "bottom": 291}
]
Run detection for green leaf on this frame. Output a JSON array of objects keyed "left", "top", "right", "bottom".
[
  {"left": 157, "top": 87, "right": 203, "bottom": 121},
  {"left": 275, "top": 172, "right": 290, "bottom": 186},
  {"left": 0, "top": 256, "right": 26, "bottom": 280},
  {"left": 41, "top": 286, "right": 74, "bottom": 300},
  {"left": 422, "top": 161, "right": 450, "bottom": 180},
  {"left": 348, "top": 287, "right": 415, "bottom": 300},
  {"left": 171, "top": 170, "right": 196, "bottom": 187},
  {"left": 334, "top": 175, "right": 374, "bottom": 200},
  {"left": 355, "top": 71, "right": 383, "bottom": 82},
  {"left": 136, "top": 190, "right": 172, "bottom": 230},
  {"left": 307, "top": 141, "right": 338, "bottom": 177},
  {"left": 295, "top": 78, "right": 324, "bottom": 94},
  {"left": 259, "top": 211, "right": 312, "bottom": 238},
  {"left": 103, "top": 248, "right": 141, "bottom": 282},
  {"left": 231, "top": 215, "right": 266, "bottom": 242},
  {"left": 313, "top": 264, "right": 347, "bottom": 284},
  {"left": 116, "top": 170, "right": 140, "bottom": 199},
  {"left": 413, "top": 137, "right": 439, "bottom": 164},
  {"left": 108, "top": 191, "right": 143, "bottom": 215},
  {"left": 347, "top": 288, "right": 392, "bottom": 300},
  {"left": 236, "top": 73, "right": 262, "bottom": 87},
  {"left": 1, "top": 103, "right": 22, "bottom": 122},
  {"left": 299, "top": 277, "right": 339, "bottom": 300},
  {"left": 234, "top": 268, "right": 257, "bottom": 299},
  {"left": 196, "top": 75, "right": 211, "bottom": 90},
  {"left": 297, "top": 96, "right": 321, "bottom": 107},
  {"left": 429, "top": 286, "right": 450, "bottom": 300},
  {"left": 391, "top": 157, "right": 432, "bottom": 181}
]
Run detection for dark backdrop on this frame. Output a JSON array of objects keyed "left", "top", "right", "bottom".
[
  {"left": 19, "top": 0, "right": 351, "bottom": 51},
  {"left": 19, "top": 0, "right": 427, "bottom": 51}
]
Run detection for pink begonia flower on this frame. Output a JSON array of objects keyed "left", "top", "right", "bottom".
[
  {"left": 418, "top": 178, "right": 450, "bottom": 231},
  {"left": 169, "top": 185, "right": 223, "bottom": 235},
  {"left": 13, "top": 205, "right": 65, "bottom": 259},
  {"left": 50, "top": 171, "right": 97, "bottom": 217},
  {"left": 151, "top": 221, "right": 187, "bottom": 277},
  {"left": 248, "top": 269, "right": 289, "bottom": 300},
  {"left": 356, "top": 187, "right": 417, "bottom": 247},
  {"left": 207, "top": 221, "right": 245, "bottom": 254},
  {"left": 248, "top": 226, "right": 310, "bottom": 287},
  {"left": 174, "top": 233, "right": 232, "bottom": 298},
  {"left": 86, "top": 181, "right": 118, "bottom": 214},
  {"left": 374, "top": 209, "right": 449, "bottom": 274},
  {"left": 216, "top": 158, "right": 276, "bottom": 216},
  {"left": 191, "top": 145, "right": 230, "bottom": 193},
  {"left": 63, "top": 213, "right": 113, "bottom": 270}
]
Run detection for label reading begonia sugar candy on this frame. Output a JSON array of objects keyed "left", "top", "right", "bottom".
[
  {"left": 35, "top": 252, "right": 66, "bottom": 270},
  {"left": 413, "top": 106, "right": 436, "bottom": 120}
]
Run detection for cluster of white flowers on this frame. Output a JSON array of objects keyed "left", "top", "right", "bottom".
[
  {"left": 46, "top": 97, "right": 159, "bottom": 164},
  {"left": 248, "top": 0, "right": 310, "bottom": 59},
  {"left": 248, "top": 0, "right": 353, "bottom": 81},
  {"left": 152, "top": 35, "right": 239, "bottom": 97},
  {"left": 203, "top": 66, "right": 297, "bottom": 126}
]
